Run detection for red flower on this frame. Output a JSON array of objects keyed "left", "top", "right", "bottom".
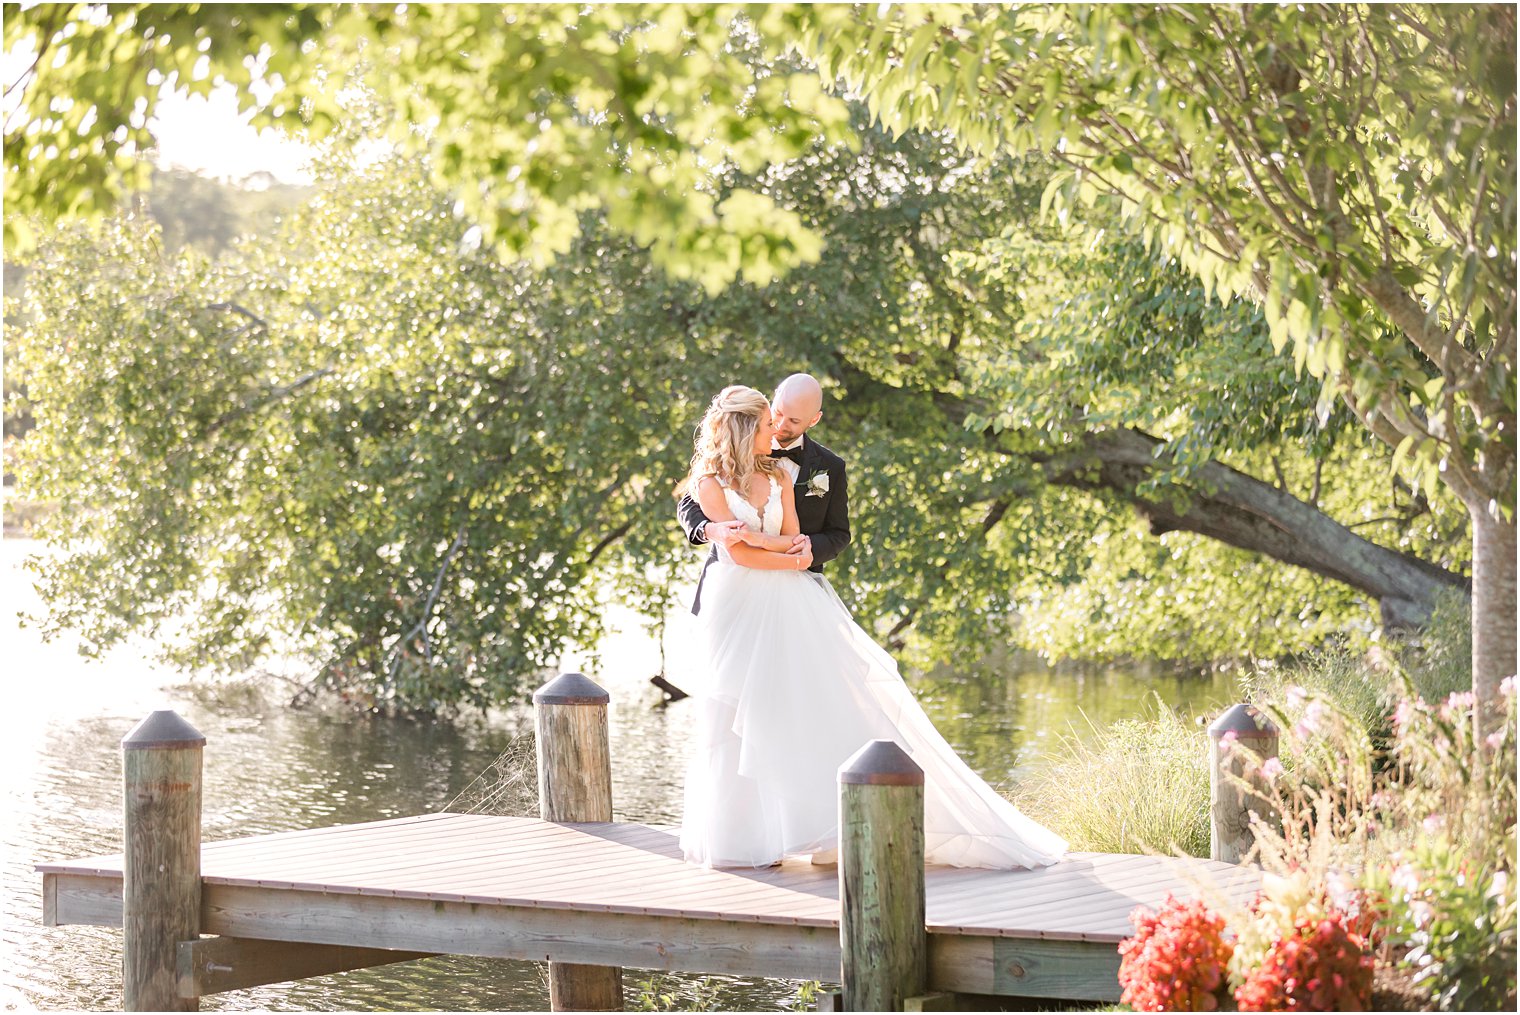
[
  {"left": 1119, "top": 895, "right": 1235, "bottom": 1011},
  {"left": 1235, "top": 910, "right": 1374, "bottom": 1011}
]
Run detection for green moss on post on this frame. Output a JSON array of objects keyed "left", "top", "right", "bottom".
[
  {"left": 839, "top": 739, "right": 926, "bottom": 1012},
  {"left": 533, "top": 673, "right": 623, "bottom": 1012}
]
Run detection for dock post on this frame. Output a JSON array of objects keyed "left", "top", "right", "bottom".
[
  {"left": 839, "top": 739, "right": 927, "bottom": 1012},
  {"left": 533, "top": 673, "right": 622, "bottom": 1012},
  {"left": 122, "top": 710, "right": 206, "bottom": 1012},
  {"left": 1208, "top": 703, "right": 1280, "bottom": 863}
]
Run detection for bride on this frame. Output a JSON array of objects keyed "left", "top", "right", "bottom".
[{"left": 678, "top": 384, "right": 1067, "bottom": 870}]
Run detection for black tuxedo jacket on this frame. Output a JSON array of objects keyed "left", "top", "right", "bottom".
[{"left": 676, "top": 435, "right": 850, "bottom": 614}]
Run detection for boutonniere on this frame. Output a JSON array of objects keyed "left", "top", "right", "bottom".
[{"left": 803, "top": 470, "right": 831, "bottom": 498}]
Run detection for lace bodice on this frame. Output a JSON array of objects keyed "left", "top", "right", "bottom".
[{"left": 720, "top": 475, "right": 783, "bottom": 538}]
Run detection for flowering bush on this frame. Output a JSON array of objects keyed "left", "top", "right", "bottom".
[
  {"left": 1368, "top": 833, "right": 1516, "bottom": 1011},
  {"left": 1227, "top": 871, "right": 1338, "bottom": 987},
  {"left": 1118, "top": 895, "right": 1234, "bottom": 1011},
  {"left": 1234, "top": 909, "right": 1375, "bottom": 1011},
  {"left": 1217, "top": 669, "right": 1517, "bottom": 1011}
]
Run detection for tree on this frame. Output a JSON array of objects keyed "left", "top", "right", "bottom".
[
  {"left": 7, "top": 4, "right": 1503, "bottom": 709},
  {"left": 785, "top": 2, "right": 1515, "bottom": 725},
  {"left": 12, "top": 120, "right": 1469, "bottom": 708}
]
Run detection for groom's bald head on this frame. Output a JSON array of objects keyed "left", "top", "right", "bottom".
[{"left": 772, "top": 373, "right": 823, "bottom": 443}]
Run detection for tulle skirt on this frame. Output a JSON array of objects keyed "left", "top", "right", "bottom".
[{"left": 677, "top": 561, "right": 1068, "bottom": 870}]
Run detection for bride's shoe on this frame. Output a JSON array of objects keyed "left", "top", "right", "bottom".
[{"left": 809, "top": 848, "right": 838, "bottom": 867}]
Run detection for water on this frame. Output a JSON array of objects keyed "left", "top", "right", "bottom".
[{"left": 1, "top": 537, "right": 1235, "bottom": 1011}]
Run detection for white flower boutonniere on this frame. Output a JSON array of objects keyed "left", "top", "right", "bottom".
[{"left": 804, "top": 470, "right": 831, "bottom": 498}]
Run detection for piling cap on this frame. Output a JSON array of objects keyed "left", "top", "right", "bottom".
[
  {"left": 122, "top": 710, "right": 206, "bottom": 750},
  {"left": 1208, "top": 703, "right": 1278, "bottom": 740},
  {"left": 533, "top": 672, "right": 610, "bottom": 706},
  {"left": 839, "top": 739, "right": 924, "bottom": 786}
]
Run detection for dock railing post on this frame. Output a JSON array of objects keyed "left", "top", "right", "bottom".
[
  {"left": 122, "top": 709, "right": 206, "bottom": 1012},
  {"left": 1207, "top": 703, "right": 1280, "bottom": 863},
  {"left": 839, "top": 739, "right": 927, "bottom": 1012},
  {"left": 533, "top": 673, "right": 623, "bottom": 1012}
]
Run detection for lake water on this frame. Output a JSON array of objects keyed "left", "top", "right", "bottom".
[{"left": 1, "top": 537, "right": 1234, "bottom": 1011}]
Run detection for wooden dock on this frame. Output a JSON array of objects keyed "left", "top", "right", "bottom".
[
  {"left": 40, "top": 810, "right": 1262, "bottom": 1005},
  {"left": 38, "top": 682, "right": 1282, "bottom": 1010}
]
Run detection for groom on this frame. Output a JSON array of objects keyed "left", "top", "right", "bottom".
[{"left": 677, "top": 372, "right": 851, "bottom": 615}]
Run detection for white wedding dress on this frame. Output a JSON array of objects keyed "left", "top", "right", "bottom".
[{"left": 678, "top": 476, "right": 1068, "bottom": 870}]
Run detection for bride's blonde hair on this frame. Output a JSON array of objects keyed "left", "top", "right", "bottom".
[{"left": 687, "top": 385, "right": 781, "bottom": 494}]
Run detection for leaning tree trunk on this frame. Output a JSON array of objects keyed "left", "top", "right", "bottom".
[
  {"left": 1034, "top": 428, "right": 1471, "bottom": 632},
  {"left": 1469, "top": 507, "right": 1517, "bottom": 735}
]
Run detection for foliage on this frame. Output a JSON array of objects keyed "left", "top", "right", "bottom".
[
  {"left": 1014, "top": 522, "right": 1367, "bottom": 667},
  {"left": 141, "top": 167, "right": 310, "bottom": 256},
  {"left": 800, "top": 2, "right": 1515, "bottom": 522},
  {"left": 1117, "top": 895, "right": 1233, "bottom": 1012},
  {"left": 10, "top": 164, "right": 733, "bottom": 705},
  {"left": 1242, "top": 589, "right": 1473, "bottom": 761},
  {"left": 787, "top": 980, "right": 822, "bottom": 1012},
  {"left": 9, "top": 103, "right": 1471, "bottom": 707},
  {"left": 6, "top": 7, "right": 1504, "bottom": 685},
  {"left": 1225, "top": 673, "right": 1516, "bottom": 1011},
  {"left": 1011, "top": 698, "right": 1209, "bottom": 857},
  {"left": 793, "top": 1, "right": 1516, "bottom": 716},
  {"left": 1233, "top": 909, "right": 1375, "bottom": 1012},
  {"left": 1368, "top": 832, "right": 1517, "bottom": 1012},
  {"left": 628, "top": 972, "right": 821, "bottom": 1012},
  {"left": 631, "top": 973, "right": 722, "bottom": 1012},
  {"left": 1366, "top": 681, "right": 1518, "bottom": 1011},
  {"left": 3, "top": 3, "right": 853, "bottom": 293}
]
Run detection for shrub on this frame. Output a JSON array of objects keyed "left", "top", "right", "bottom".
[
  {"left": 1224, "top": 674, "right": 1516, "bottom": 1011},
  {"left": 1233, "top": 910, "right": 1375, "bottom": 1011},
  {"left": 1242, "top": 591, "right": 1472, "bottom": 758},
  {"left": 1118, "top": 895, "right": 1234, "bottom": 1011},
  {"left": 1012, "top": 695, "right": 1210, "bottom": 856},
  {"left": 1363, "top": 681, "right": 1518, "bottom": 1011}
]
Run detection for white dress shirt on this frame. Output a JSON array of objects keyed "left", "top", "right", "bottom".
[{"left": 770, "top": 435, "right": 803, "bottom": 481}]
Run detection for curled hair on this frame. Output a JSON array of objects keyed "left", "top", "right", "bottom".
[{"left": 687, "top": 385, "right": 781, "bottom": 496}]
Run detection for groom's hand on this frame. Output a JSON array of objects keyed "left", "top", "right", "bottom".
[
  {"left": 785, "top": 535, "right": 814, "bottom": 569},
  {"left": 703, "top": 519, "right": 747, "bottom": 547}
]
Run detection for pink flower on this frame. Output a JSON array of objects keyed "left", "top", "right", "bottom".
[
  {"left": 1296, "top": 700, "right": 1327, "bottom": 737},
  {"left": 1392, "top": 700, "right": 1418, "bottom": 733},
  {"left": 1259, "top": 757, "right": 1285, "bottom": 781},
  {"left": 1422, "top": 814, "right": 1445, "bottom": 834},
  {"left": 1218, "top": 729, "right": 1238, "bottom": 754},
  {"left": 1487, "top": 730, "right": 1506, "bottom": 749},
  {"left": 1285, "top": 685, "right": 1307, "bottom": 709},
  {"left": 1500, "top": 675, "right": 1516, "bottom": 698}
]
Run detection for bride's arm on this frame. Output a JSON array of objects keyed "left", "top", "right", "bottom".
[
  {"left": 727, "top": 543, "right": 813, "bottom": 571},
  {"left": 696, "top": 477, "right": 809, "bottom": 572}
]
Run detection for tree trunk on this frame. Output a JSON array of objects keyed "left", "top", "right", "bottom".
[
  {"left": 1035, "top": 428, "right": 1471, "bottom": 630},
  {"left": 1470, "top": 507, "right": 1517, "bottom": 735}
]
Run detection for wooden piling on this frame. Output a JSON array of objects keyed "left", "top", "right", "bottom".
[
  {"left": 122, "top": 710, "right": 205, "bottom": 1012},
  {"left": 839, "top": 739, "right": 927, "bottom": 1012},
  {"left": 1207, "top": 703, "right": 1280, "bottom": 863},
  {"left": 533, "top": 673, "right": 622, "bottom": 1012}
]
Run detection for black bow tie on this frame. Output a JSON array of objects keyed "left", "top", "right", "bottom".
[{"left": 768, "top": 445, "right": 804, "bottom": 463}]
